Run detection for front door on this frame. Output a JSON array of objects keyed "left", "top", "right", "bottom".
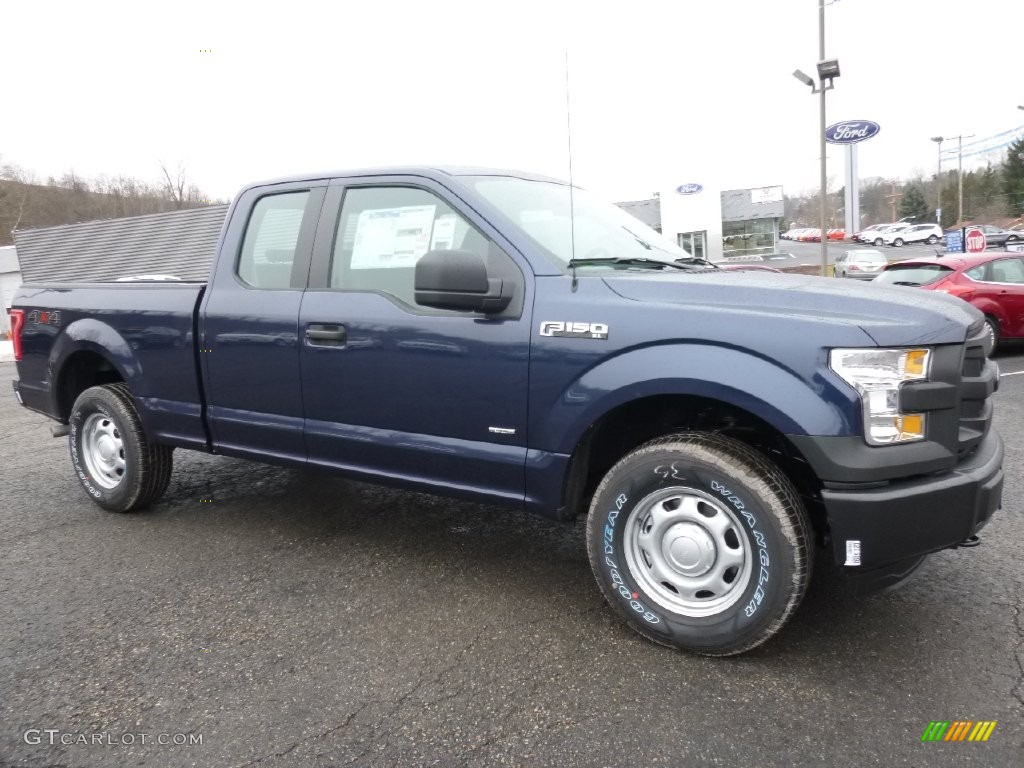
[{"left": 298, "top": 177, "right": 533, "bottom": 504}]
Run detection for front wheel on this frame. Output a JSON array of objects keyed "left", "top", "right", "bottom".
[
  {"left": 984, "top": 317, "right": 1000, "bottom": 357},
  {"left": 69, "top": 384, "right": 174, "bottom": 512},
  {"left": 927, "top": 235, "right": 939, "bottom": 245},
  {"left": 586, "top": 432, "right": 812, "bottom": 656},
  {"left": 893, "top": 238, "right": 904, "bottom": 247},
  {"left": 873, "top": 238, "right": 884, "bottom": 246}
]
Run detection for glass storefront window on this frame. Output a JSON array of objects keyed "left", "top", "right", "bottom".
[{"left": 722, "top": 218, "right": 777, "bottom": 257}]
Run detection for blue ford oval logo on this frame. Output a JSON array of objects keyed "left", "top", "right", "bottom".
[
  {"left": 676, "top": 183, "right": 703, "bottom": 195},
  {"left": 825, "top": 120, "right": 881, "bottom": 144}
]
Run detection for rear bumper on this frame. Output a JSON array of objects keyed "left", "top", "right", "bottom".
[{"left": 817, "top": 428, "right": 1004, "bottom": 573}]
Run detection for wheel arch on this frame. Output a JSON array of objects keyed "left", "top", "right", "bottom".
[
  {"left": 51, "top": 320, "right": 138, "bottom": 421},
  {"left": 559, "top": 392, "right": 827, "bottom": 546}
]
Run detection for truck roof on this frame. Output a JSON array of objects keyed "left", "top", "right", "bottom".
[{"left": 239, "top": 165, "right": 569, "bottom": 194}]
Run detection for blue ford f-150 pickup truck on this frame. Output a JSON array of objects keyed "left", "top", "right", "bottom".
[{"left": 10, "top": 167, "right": 1004, "bottom": 655}]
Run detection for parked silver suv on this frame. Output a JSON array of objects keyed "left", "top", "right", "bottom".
[{"left": 834, "top": 249, "right": 888, "bottom": 279}]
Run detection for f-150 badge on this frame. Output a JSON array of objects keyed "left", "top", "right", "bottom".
[{"left": 539, "top": 321, "right": 609, "bottom": 340}]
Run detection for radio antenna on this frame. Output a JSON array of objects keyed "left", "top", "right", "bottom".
[{"left": 565, "top": 50, "right": 578, "bottom": 291}]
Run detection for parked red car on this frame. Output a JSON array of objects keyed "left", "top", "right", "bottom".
[
  {"left": 827, "top": 228, "right": 846, "bottom": 241},
  {"left": 873, "top": 252, "right": 1024, "bottom": 352}
]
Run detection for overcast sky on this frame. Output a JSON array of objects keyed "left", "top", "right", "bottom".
[{"left": 3, "top": 0, "right": 1023, "bottom": 203}]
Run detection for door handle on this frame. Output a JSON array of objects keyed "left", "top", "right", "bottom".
[{"left": 306, "top": 323, "right": 347, "bottom": 346}]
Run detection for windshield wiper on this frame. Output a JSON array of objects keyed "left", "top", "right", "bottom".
[
  {"left": 675, "top": 256, "right": 720, "bottom": 269},
  {"left": 567, "top": 256, "right": 688, "bottom": 270},
  {"left": 890, "top": 281, "right": 923, "bottom": 286}
]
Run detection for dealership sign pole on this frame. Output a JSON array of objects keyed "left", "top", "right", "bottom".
[{"left": 825, "top": 120, "right": 881, "bottom": 249}]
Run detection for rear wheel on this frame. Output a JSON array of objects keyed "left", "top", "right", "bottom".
[
  {"left": 893, "top": 238, "right": 904, "bottom": 247},
  {"left": 1007, "top": 234, "right": 1020, "bottom": 244},
  {"left": 69, "top": 384, "right": 174, "bottom": 512},
  {"left": 586, "top": 432, "right": 812, "bottom": 656},
  {"left": 927, "top": 234, "right": 939, "bottom": 245}
]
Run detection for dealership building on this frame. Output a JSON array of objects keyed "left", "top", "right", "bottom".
[{"left": 618, "top": 181, "right": 784, "bottom": 262}]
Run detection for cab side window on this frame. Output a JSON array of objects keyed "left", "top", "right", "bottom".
[
  {"left": 330, "top": 186, "right": 511, "bottom": 310},
  {"left": 237, "top": 191, "right": 311, "bottom": 289}
]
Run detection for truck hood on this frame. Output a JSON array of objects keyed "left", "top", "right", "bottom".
[{"left": 602, "top": 271, "right": 981, "bottom": 346}]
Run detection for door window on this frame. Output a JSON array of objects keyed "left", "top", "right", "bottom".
[
  {"left": 330, "top": 186, "right": 503, "bottom": 309},
  {"left": 988, "top": 258, "right": 1024, "bottom": 284},
  {"left": 237, "top": 191, "right": 311, "bottom": 289}
]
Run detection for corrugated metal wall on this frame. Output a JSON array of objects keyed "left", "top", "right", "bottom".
[{"left": 13, "top": 205, "right": 230, "bottom": 283}]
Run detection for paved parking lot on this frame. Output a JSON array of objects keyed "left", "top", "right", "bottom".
[
  {"left": 778, "top": 240, "right": 952, "bottom": 267},
  {"left": 1, "top": 355, "right": 1021, "bottom": 767}
]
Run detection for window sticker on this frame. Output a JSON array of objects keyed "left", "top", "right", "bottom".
[
  {"left": 430, "top": 214, "right": 457, "bottom": 250},
  {"left": 350, "top": 204, "right": 437, "bottom": 269}
]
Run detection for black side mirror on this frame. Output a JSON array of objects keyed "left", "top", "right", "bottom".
[{"left": 414, "top": 249, "right": 513, "bottom": 314}]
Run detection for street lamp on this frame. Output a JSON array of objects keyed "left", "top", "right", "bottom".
[
  {"left": 792, "top": 0, "right": 840, "bottom": 277},
  {"left": 931, "top": 137, "right": 943, "bottom": 224}
]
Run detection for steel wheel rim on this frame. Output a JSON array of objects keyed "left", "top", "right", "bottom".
[
  {"left": 624, "top": 487, "right": 752, "bottom": 617},
  {"left": 81, "top": 412, "right": 126, "bottom": 489}
]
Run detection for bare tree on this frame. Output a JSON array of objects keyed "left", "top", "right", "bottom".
[{"left": 159, "top": 162, "right": 188, "bottom": 209}]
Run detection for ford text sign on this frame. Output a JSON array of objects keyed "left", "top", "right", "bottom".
[
  {"left": 676, "top": 183, "right": 703, "bottom": 195},
  {"left": 824, "top": 120, "right": 881, "bottom": 144}
]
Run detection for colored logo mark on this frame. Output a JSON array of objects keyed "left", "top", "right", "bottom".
[{"left": 921, "top": 721, "right": 997, "bottom": 742}]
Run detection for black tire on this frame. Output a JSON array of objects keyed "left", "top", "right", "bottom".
[
  {"left": 1007, "top": 234, "right": 1019, "bottom": 244},
  {"left": 69, "top": 384, "right": 173, "bottom": 512},
  {"left": 893, "top": 238, "right": 904, "bottom": 247},
  {"left": 586, "top": 432, "right": 812, "bottom": 656},
  {"left": 984, "top": 317, "right": 1000, "bottom": 357},
  {"left": 873, "top": 238, "right": 883, "bottom": 246},
  {"left": 927, "top": 235, "right": 939, "bottom": 245}
]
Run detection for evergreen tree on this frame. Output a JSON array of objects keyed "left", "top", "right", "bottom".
[
  {"left": 1001, "top": 136, "right": 1024, "bottom": 217},
  {"left": 898, "top": 184, "right": 929, "bottom": 222}
]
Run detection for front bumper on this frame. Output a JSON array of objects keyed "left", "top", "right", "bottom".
[{"left": 816, "top": 428, "right": 1004, "bottom": 572}]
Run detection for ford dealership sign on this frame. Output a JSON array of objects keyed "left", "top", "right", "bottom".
[
  {"left": 824, "top": 120, "right": 881, "bottom": 144},
  {"left": 675, "top": 183, "right": 703, "bottom": 195}
]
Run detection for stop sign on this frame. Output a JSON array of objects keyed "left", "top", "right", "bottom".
[{"left": 965, "top": 227, "right": 987, "bottom": 253}]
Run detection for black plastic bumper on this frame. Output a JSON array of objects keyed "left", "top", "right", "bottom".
[{"left": 815, "top": 428, "right": 1004, "bottom": 572}]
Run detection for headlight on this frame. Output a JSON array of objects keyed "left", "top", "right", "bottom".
[{"left": 829, "top": 348, "right": 931, "bottom": 445}]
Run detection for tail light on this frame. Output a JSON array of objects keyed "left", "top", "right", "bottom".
[
  {"left": 9, "top": 309, "right": 25, "bottom": 361},
  {"left": 848, "top": 264, "right": 860, "bottom": 271}
]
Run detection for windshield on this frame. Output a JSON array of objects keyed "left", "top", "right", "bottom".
[
  {"left": 464, "top": 176, "right": 689, "bottom": 269},
  {"left": 873, "top": 263, "right": 954, "bottom": 286}
]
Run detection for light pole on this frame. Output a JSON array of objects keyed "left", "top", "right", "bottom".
[
  {"left": 792, "top": 0, "right": 840, "bottom": 277},
  {"left": 933, "top": 132, "right": 976, "bottom": 226},
  {"left": 931, "top": 136, "right": 943, "bottom": 224}
]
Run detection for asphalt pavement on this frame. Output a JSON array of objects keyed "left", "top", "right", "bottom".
[{"left": 1, "top": 355, "right": 1022, "bottom": 767}]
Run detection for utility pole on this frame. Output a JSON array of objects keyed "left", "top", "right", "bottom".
[{"left": 886, "top": 181, "right": 901, "bottom": 221}]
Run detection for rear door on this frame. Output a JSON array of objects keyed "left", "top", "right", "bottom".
[
  {"left": 199, "top": 181, "right": 326, "bottom": 463},
  {"left": 297, "top": 176, "right": 533, "bottom": 504}
]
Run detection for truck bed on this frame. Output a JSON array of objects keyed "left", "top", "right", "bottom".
[{"left": 13, "top": 282, "right": 208, "bottom": 449}]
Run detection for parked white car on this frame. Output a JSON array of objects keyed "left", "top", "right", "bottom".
[
  {"left": 880, "top": 223, "right": 943, "bottom": 247},
  {"left": 854, "top": 224, "right": 893, "bottom": 243},
  {"left": 866, "top": 224, "right": 911, "bottom": 246}
]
